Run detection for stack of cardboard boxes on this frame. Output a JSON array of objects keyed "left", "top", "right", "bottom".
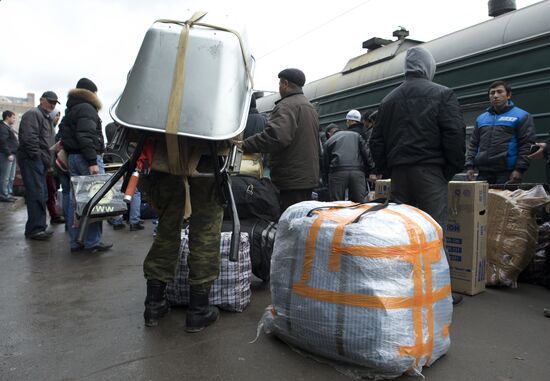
[
  {"left": 372, "top": 179, "right": 488, "bottom": 295},
  {"left": 446, "top": 181, "right": 488, "bottom": 295}
]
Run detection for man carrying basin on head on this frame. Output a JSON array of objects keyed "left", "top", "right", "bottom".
[{"left": 139, "top": 138, "right": 227, "bottom": 333}]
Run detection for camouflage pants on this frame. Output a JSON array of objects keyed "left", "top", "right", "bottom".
[{"left": 141, "top": 171, "right": 224, "bottom": 291}]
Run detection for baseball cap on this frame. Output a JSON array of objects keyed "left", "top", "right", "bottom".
[
  {"left": 346, "top": 109, "right": 361, "bottom": 122},
  {"left": 41, "top": 91, "right": 60, "bottom": 104}
]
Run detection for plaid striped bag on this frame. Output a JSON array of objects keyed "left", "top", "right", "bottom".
[{"left": 166, "top": 230, "right": 252, "bottom": 312}]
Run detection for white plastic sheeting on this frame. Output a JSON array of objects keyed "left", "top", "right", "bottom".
[{"left": 263, "top": 201, "right": 452, "bottom": 379}]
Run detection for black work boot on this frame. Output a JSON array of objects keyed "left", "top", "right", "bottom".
[
  {"left": 144, "top": 279, "right": 170, "bottom": 327},
  {"left": 185, "top": 286, "right": 219, "bottom": 333},
  {"left": 452, "top": 292, "right": 464, "bottom": 306}
]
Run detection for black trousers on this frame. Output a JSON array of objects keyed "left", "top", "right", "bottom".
[
  {"left": 390, "top": 164, "right": 448, "bottom": 231},
  {"left": 280, "top": 188, "right": 313, "bottom": 212},
  {"left": 328, "top": 170, "right": 366, "bottom": 203}
]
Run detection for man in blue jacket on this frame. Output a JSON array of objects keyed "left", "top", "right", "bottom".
[{"left": 465, "top": 80, "right": 536, "bottom": 184}]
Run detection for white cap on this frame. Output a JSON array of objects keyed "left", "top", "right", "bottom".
[{"left": 346, "top": 109, "right": 361, "bottom": 122}]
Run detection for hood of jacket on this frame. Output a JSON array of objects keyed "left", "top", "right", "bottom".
[
  {"left": 66, "top": 88, "right": 102, "bottom": 110},
  {"left": 404, "top": 46, "right": 436, "bottom": 81}
]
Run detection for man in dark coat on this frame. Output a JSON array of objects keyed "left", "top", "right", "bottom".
[
  {"left": 370, "top": 46, "right": 465, "bottom": 226},
  {"left": 323, "top": 127, "right": 371, "bottom": 202},
  {"left": 242, "top": 68, "right": 320, "bottom": 211},
  {"left": 17, "top": 91, "right": 59, "bottom": 240},
  {"left": 0, "top": 110, "right": 18, "bottom": 202},
  {"left": 243, "top": 93, "right": 267, "bottom": 139},
  {"left": 370, "top": 46, "right": 466, "bottom": 304},
  {"left": 61, "top": 78, "right": 112, "bottom": 252}
]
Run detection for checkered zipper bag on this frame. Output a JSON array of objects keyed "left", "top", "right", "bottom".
[{"left": 166, "top": 230, "right": 252, "bottom": 312}]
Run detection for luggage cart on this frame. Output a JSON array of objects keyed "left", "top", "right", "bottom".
[{"left": 76, "top": 133, "right": 242, "bottom": 261}]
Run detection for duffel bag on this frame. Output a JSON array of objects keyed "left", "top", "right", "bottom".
[
  {"left": 224, "top": 175, "right": 281, "bottom": 221},
  {"left": 240, "top": 219, "right": 277, "bottom": 281}
]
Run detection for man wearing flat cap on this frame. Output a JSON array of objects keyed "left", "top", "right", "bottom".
[
  {"left": 242, "top": 68, "right": 320, "bottom": 210},
  {"left": 17, "top": 91, "right": 60, "bottom": 240}
]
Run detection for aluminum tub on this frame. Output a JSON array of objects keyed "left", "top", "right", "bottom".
[{"left": 111, "top": 17, "right": 254, "bottom": 140}]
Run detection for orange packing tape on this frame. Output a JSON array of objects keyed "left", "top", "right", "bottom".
[{"left": 293, "top": 203, "right": 450, "bottom": 368}]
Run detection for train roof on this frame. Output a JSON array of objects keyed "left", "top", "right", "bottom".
[{"left": 257, "top": 0, "right": 550, "bottom": 111}]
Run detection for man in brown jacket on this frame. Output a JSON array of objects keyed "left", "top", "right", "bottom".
[{"left": 242, "top": 68, "right": 320, "bottom": 211}]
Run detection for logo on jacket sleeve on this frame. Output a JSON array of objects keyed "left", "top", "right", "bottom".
[{"left": 498, "top": 116, "right": 518, "bottom": 122}]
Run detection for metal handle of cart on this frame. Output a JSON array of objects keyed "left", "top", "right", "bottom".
[{"left": 76, "top": 136, "right": 242, "bottom": 262}]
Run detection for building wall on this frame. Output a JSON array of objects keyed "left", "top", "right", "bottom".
[{"left": 0, "top": 93, "right": 35, "bottom": 132}]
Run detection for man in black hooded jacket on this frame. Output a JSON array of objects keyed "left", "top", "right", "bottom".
[
  {"left": 370, "top": 46, "right": 466, "bottom": 305},
  {"left": 370, "top": 46, "right": 465, "bottom": 227},
  {"left": 61, "top": 78, "right": 112, "bottom": 252}
]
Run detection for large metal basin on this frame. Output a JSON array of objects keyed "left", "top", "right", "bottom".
[{"left": 111, "top": 20, "right": 254, "bottom": 140}]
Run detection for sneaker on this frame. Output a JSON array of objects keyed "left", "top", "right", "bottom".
[
  {"left": 544, "top": 308, "right": 550, "bottom": 318},
  {"left": 29, "top": 231, "right": 52, "bottom": 241},
  {"left": 8, "top": 196, "right": 17, "bottom": 201},
  {"left": 50, "top": 216, "right": 65, "bottom": 224},
  {"left": 0, "top": 197, "right": 15, "bottom": 203},
  {"left": 113, "top": 223, "right": 126, "bottom": 231},
  {"left": 130, "top": 223, "right": 145, "bottom": 231}
]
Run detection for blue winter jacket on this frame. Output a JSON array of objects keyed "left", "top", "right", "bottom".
[{"left": 465, "top": 101, "right": 535, "bottom": 172}]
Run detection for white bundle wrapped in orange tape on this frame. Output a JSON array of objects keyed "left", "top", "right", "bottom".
[{"left": 262, "top": 200, "right": 453, "bottom": 379}]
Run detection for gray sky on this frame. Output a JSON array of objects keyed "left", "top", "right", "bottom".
[{"left": 0, "top": 0, "right": 542, "bottom": 124}]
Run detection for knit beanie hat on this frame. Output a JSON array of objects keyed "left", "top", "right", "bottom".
[{"left": 76, "top": 78, "right": 98, "bottom": 93}]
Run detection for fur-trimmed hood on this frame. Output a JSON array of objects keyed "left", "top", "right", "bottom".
[{"left": 66, "top": 88, "right": 102, "bottom": 110}]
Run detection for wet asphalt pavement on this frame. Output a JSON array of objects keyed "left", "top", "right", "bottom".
[{"left": 1, "top": 200, "right": 549, "bottom": 381}]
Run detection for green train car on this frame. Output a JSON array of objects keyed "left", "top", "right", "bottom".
[{"left": 257, "top": 0, "right": 550, "bottom": 182}]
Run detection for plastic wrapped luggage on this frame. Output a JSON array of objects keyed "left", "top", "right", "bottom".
[
  {"left": 262, "top": 201, "right": 452, "bottom": 379},
  {"left": 486, "top": 186, "right": 550, "bottom": 287},
  {"left": 166, "top": 230, "right": 252, "bottom": 312}
]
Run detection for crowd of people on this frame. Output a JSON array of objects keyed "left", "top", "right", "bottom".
[
  {"left": 0, "top": 78, "right": 146, "bottom": 248},
  {"left": 1, "top": 45, "right": 547, "bottom": 331}
]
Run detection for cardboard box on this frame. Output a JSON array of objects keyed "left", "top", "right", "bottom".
[
  {"left": 374, "top": 179, "right": 391, "bottom": 199},
  {"left": 446, "top": 181, "right": 488, "bottom": 295}
]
